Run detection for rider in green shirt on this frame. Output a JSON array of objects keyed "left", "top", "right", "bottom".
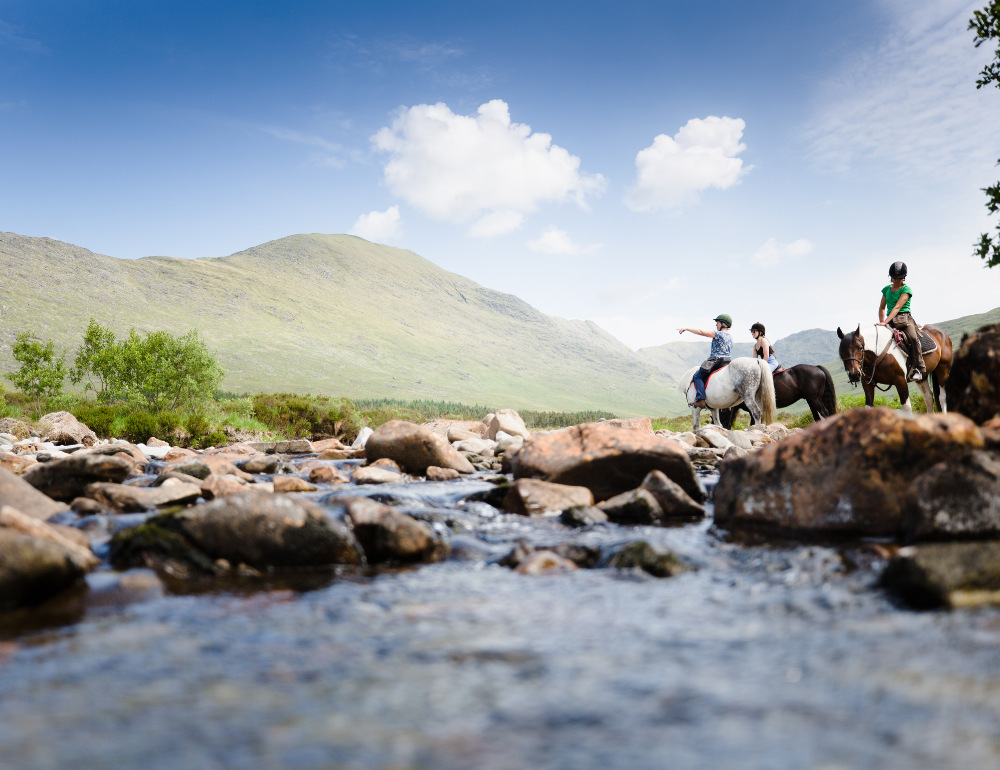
[{"left": 878, "top": 261, "right": 925, "bottom": 381}]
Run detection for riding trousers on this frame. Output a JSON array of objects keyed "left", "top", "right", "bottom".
[
  {"left": 887, "top": 312, "right": 926, "bottom": 374},
  {"left": 693, "top": 358, "right": 729, "bottom": 402}
]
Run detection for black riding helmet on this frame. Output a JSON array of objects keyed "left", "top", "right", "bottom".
[
  {"left": 889, "top": 261, "right": 907, "bottom": 279},
  {"left": 749, "top": 322, "right": 766, "bottom": 336}
]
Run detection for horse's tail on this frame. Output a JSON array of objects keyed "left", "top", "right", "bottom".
[
  {"left": 819, "top": 365, "right": 837, "bottom": 418},
  {"left": 756, "top": 358, "right": 777, "bottom": 424},
  {"left": 676, "top": 366, "right": 699, "bottom": 395}
]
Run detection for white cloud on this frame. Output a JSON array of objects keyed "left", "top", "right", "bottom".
[
  {"left": 526, "top": 226, "right": 602, "bottom": 255},
  {"left": 348, "top": 205, "right": 401, "bottom": 242},
  {"left": 806, "top": 0, "right": 1000, "bottom": 177},
  {"left": 372, "top": 99, "right": 606, "bottom": 236},
  {"left": 751, "top": 237, "right": 815, "bottom": 268},
  {"left": 625, "top": 116, "right": 750, "bottom": 212}
]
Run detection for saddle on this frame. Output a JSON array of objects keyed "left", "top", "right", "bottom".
[
  {"left": 891, "top": 328, "right": 936, "bottom": 357},
  {"left": 698, "top": 358, "right": 731, "bottom": 380}
]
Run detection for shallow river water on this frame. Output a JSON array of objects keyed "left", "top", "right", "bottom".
[{"left": 1, "top": 464, "right": 999, "bottom": 770}]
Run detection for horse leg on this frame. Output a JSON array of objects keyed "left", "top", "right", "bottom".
[
  {"left": 710, "top": 408, "right": 721, "bottom": 426},
  {"left": 897, "top": 382, "right": 912, "bottom": 413},
  {"left": 863, "top": 381, "right": 875, "bottom": 408},
  {"left": 806, "top": 398, "right": 823, "bottom": 422},
  {"left": 915, "top": 378, "right": 934, "bottom": 414},
  {"left": 691, "top": 406, "right": 700, "bottom": 431}
]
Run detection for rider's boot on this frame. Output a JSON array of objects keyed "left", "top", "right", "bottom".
[{"left": 693, "top": 399, "right": 707, "bottom": 408}]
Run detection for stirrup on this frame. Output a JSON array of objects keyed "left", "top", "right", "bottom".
[{"left": 908, "top": 368, "right": 924, "bottom": 382}]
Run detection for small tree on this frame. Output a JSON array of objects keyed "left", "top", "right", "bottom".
[
  {"left": 971, "top": 2, "right": 1000, "bottom": 267},
  {"left": 70, "top": 319, "right": 122, "bottom": 401},
  {"left": 6, "top": 332, "right": 67, "bottom": 417}
]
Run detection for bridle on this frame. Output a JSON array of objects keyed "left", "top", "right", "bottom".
[{"left": 841, "top": 327, "right": 894, "bottom": 389}]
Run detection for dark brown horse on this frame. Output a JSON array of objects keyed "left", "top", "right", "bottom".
[
  {"left": 836, "top": 323, "right": 953, "bottom": 412},
  {"left": 719, "top": 364, "right": 837, "bottom": 428}
]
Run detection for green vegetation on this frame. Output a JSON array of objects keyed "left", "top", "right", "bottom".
[
  {"left": 5, "top": 332, "right": 67, "bottom": 418},
  {"left": 970, "top": 2, "right": 1000, "bottom": 267}
]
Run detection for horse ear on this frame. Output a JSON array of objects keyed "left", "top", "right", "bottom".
[
  {"left": 837, "top": 327, "right": 844, "bottom": 339},
  {"left": 855, "top": 324, "right": 860, "bottom": 335}
]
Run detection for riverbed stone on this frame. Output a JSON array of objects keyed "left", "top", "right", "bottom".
[
  {"left": 0, "top": 466, "right": 70, "bottom": 521},
  {"left": 512, "top": 422, "right": 703, "bottom": 504},
  {"left": 0, "top": 418, "right": 31, "bottom": 441},
  {"left": 165, "top": 456, "right": 252, "bottom": 481},
  {"left": 0, "top": 529, "right": 86, "bottom": 609},
  {"left": 697, "top": 427, "right": 734, "bottom": 450},
  {"left": 503, "top": 478, "right": 594, "bottom": 516},
  {"left": 901, "top": 450, "right": 1000, "bottom": 541},
  {"left": 272, "top": 439, "right": 313, "bottom": 454},
  {"left": 880, "top": 541, "right": 1000, "bottom": 609},
  {"left": 0, "top": 452, "right": 36, "bottom": 476},
  {"left": 308, "top": 466, "right": 350, "bottom": 484},
  {"left": 946, "top": 323, "right": 1000, "bottom": 424},
  {"left": 609, "top": 541, "right": 690, "bottom": 578},
  {"left": 146, "top": 437, "right": 169, "bottom": 448},
  {"left": 343, "top": 496, "right": 446, "bottom": 564},
  {"left": 85, "top": 481, "right": 203, "bottom": 512},
  {"left": 351, "top": 466, "right": 402, "bottom": 485},
  {"left": 560, "top": 506, "right": 609, "bottom": 528},
  {"left": 517, "top": 550, "right": 578, "bottom": 575},
  {"left": 598, "top": 488, "right": 664, "bottom": 526},
  {"left": 200, "top": 474, "right": 248, "bottom": 500},
  {"left": 154, "top": 471, "right": 204, "bottom": 487},
  {"left": 365, "top": 420, "right": 475, "bottom": 474},
  {"left": 352, "top": 426, "right": 374, "bottom": 448},
  {"left": 160, "top": 492, "right": 364, "bottom": 569},
  {"left": 488, "top": 409, "right": 531, "bottom": 440},
  {"left": 239, "top": 455, "right": 279, "bottom": 474},
  {"left": 38, "top": 411, "right": 97, "bottom": 447},
  {"left": 723, "top": 445, "right": 749, "bottom": 461},
  {"left": 21, "top": 453, "right": 134, "bottom": 502},
  {"left": 714, "top": 408, "right": 985, "bottom": 540},
  {"left": 454, "top": 437, "right": 495, "bottom": 456},
  {"left": 426, "top": 466, "right": 460, "bottom": 481},
  {"left": 272, "top": 476, "right": 317, "bottom": 493},
  {"left": 0, "top": 505, "right": 98, "bottom": 569},
  {"left": 640, "top": 470, "right": 705, "bottom": 520},
  {"left": 603, "top": 417, "right": 654, "bottom": 434}
]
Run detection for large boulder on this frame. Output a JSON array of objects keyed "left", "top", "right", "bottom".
[
  {"left": 714, "top": 408, "right": 984, "bottom": 539},
  {"left": 946, "top": 323, "right": 1000, "bottom": 424},
  {"left": 0, "top": 529, "right": 85, "bottom": 609},
  {"left": 39, "top": 411, "right": 97, "bottom": 446},
  {"left": 488, "top": 409, "right": 531, "bottom": 440},
  {"left": 342, "top": 497, "right": 446, "bottom": 564},
  {"left": 365, "top": 421, "right": 474, "bottom": 474},
  {"left": 598, "top": 488, "right": 664, "bottom": 525},
  {"left": 880, "top": 541, "right": 1000, "bottom": 609},
  {"left": 151, "top": 492, "right": 363, "bottom": 570},
  {"left": 0, "top": 505, "right": 98, "bottom": 569},
  {"left": 503, "top": 478, "right": 594, "bottom": 516},
  {"left": 21, "top": 453, "right": 134, "bottom": 502},
  {"left": 902, "top": 450, "right": 1000, "bottom": 541},
  {"left": 512, "top": 422, "right": 702, "bottom": 503},
  {"left": 0, "top": 418, "right": 31, "bottom": 441},
  {"left": 603, "top": 417, "right": 653, "bottom": 434},
  {"left": 640, "top": 470, "right": 705, "bottom": 520},
  {"left": 0, "top": 466, "right": 69, "bottom": 520}
]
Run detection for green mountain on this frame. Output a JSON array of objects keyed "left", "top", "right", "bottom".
[{"left": 0, "top": 231, "right": 688, "bottom": 416}]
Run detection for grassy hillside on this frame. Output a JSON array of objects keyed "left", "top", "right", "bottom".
[
  {"left": 0, "top": 232, "right": 687, "bottom": 416},
  {"left": 933, "top": 306, "right": 1000, "bottom": 341}
]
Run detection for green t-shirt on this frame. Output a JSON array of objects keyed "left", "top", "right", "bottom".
[{"left": 882, "top": 283, "right": 912, "bottom": 315}]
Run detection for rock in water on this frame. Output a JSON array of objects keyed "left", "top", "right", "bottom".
[
  {"left": 598, "top": 488, "right": 664, "bottom": 525},
  {"left": 0, "top": 529, "right": 85, "bottom": 609},
  {"left": 639, "top": 470, "right": 705, "bottom": 520},
  {"left": 21, "top": 454, "right": 134, "bottom": 502},
  {"left": 38, "top": 411, "right": 98, "bottom": 446},
  {"left": 946, "top": 323, "right": 1000, "bottom": 424},
  {"left": 351, "top": 466, "right": 402, "bottom": 485},
  {"left": 240, "top": 455, "right": 279, "bottom": 474},
  {"left": 273, "top": 439, "right": 313, "bottom": 454},
  {"left": 0, "top": 466, "right": 70, "bottom": 521},
  {"left": 714, "top": 408, "right": 984, "bottom": 540},
  {"left": 503, "top": 478, "right": 594, "bottom": 516},
  {"left": 517, "top": 550, "right": 578, "bottom": 575},
  {"left": 200, "top": 474, "right": 249, "bottom": 500},
  {"left": 0, "top": 505, "right": 99, "bottom": 569},
  {"left": 902, "top": 450, "right": 1000, "bottom": 541},
  {"left": 488, "top": 409, "right": 531, "bottom": 440},
  {"left": 84, "top": 482, "right": 203, "bottom": 512},
  {"left": 272, "top": 476, "right": 318, "bottom": 493},
  {"left": 559, "top": 506, "right": 609, "bottom": 527},
  {"left": 880, "top": 541, "right": 1000, "bottom": 609},
  {"left": 426, "top": 466, "right": 460, "bottom": 481},
  {"left": 609, "top": 541, "right": 689, "bottom": 578},
  {"left": 159, "top": 492, "right": 363, "bottom": 569},
  {"left": 308, "top": 466, "right": 350, "bottom": 484},
  {"left": 512, "top": 422, "right": 702, "bottom": 503},
  {"left": 365, "top": 420, "right": 474, "bottom": 474},
  {"left": 343, "top": 497, "right": 446, "bottom": 564}
]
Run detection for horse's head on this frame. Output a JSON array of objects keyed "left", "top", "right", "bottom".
[{"left": 837, "top": 324, "right": 865, "bottom": 384}]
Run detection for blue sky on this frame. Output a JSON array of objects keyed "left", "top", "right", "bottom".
[{"left": 2, "top": 0, "right": 999, "bottom": 348}]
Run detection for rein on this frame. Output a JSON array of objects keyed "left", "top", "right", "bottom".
[{"left": 843, "top": 327, "right": 895, "bottom": 389}]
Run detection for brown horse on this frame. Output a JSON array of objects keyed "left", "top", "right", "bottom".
[
  {"left": 719, "top": 363, "right": 837, "bottom": 428},
  {"left": 836, "top": 323, "right": 953, "bottom": 412}
]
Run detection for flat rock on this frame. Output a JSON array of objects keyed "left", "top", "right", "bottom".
[
  {"left": 0, "top": 529, "right": 85, "bottom": 609},
  {"left": 343, "top": 496, "right": 445, "bottom": 564},
  {"left": 365, "top": 420, "right": 474, "bottom": 474},
  {"left": 880, "top": 541, "right": 1000, "bottom": 609},
  {"left": 38, "top": 411, "right": 97, "bottom": 447},
  {"left": 714, "top": 408, "right": 984, "bottom": 540},
  {"left": 317, "top": 447, "right": 365, "bottom": 460},
  {"left": 946, "top": 323, "right": 1000, "bottom": 424},
  {"left": 272, "top": 476, "right": 317, "bottom": 493},
  {"left": 697, "top": 428, "right": 734, "bottom": 450},
  {"left": 513, "top": 421, "right": 702, "bottom": 503},
  {"left": 0, "top": 452, "right": 37, "bottom": 476},
  {"left": 603, "top": 417, "right": 653, "bottom": 434},
  {"left": 418, "top": 419, "right": 485, "bottom": 440},
  {"left": 902, "top": 450, "right": 1000, "bottom": 541},
  {"left": 0, "top": 466, "right": 70, "bottom": 521},
  {"left": 426, "top": 466, "right": 460, "bottom": 481},
  {"left": 0, "top": 505, "right": 98, "bottom": 569},
  {"left": 146, "top": 437, "right": 170, "bottom": 448},
  {"left": 200, "top": 474, "right": 248, "bottom": 500},
  {"left": 85, "top": 481, "right": 203, "bottom": 512},
  {"left": 164, "top": 455, "right": 252, "bottom": 481},
  {"left": 503, "top": 478, "right": 594, "bottom": 516},
  {"left": 560, "top": 506, "right": 609, "bottom": 527},
  {"left": 240, "top": 455, "right": 279, "bottom": 474},
  {"left": 273, "top": 439, "right": 314, "bottom": 454},
  {"left": 21, "top": 453, "right": 134, "bottom": 502},
  {"left": 311, "top": 438, "right": 347, "bottom": 452},
  {"left": 351, "top": 466, "right": 403, "bottom": 485},
  {"left": 308, "top": 466, "right": 350, "bottom": 484}
]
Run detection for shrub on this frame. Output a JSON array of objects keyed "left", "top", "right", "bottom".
[
  {"left": 74, "top": 405, "right": 117, "bottom": 438},
  {"left": 122, "top": 411, "right": 161, "bottom": 444},
  {"left": 252, "top": 393, "right": 360, "bottom": 440},
  {"left": 185, "top": 413, "right": 211, "bottom": 445},
  {"left": 5, "top": 332, "right": 67, "bottom": 417}
]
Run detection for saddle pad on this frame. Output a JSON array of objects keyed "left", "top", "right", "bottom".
[{"left": 918, "top": 332, "right": 936, "bottom": 354}]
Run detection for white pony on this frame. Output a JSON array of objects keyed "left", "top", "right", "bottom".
[{"left": 676, "top": 357, "right": 777, "bottom": 430}]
